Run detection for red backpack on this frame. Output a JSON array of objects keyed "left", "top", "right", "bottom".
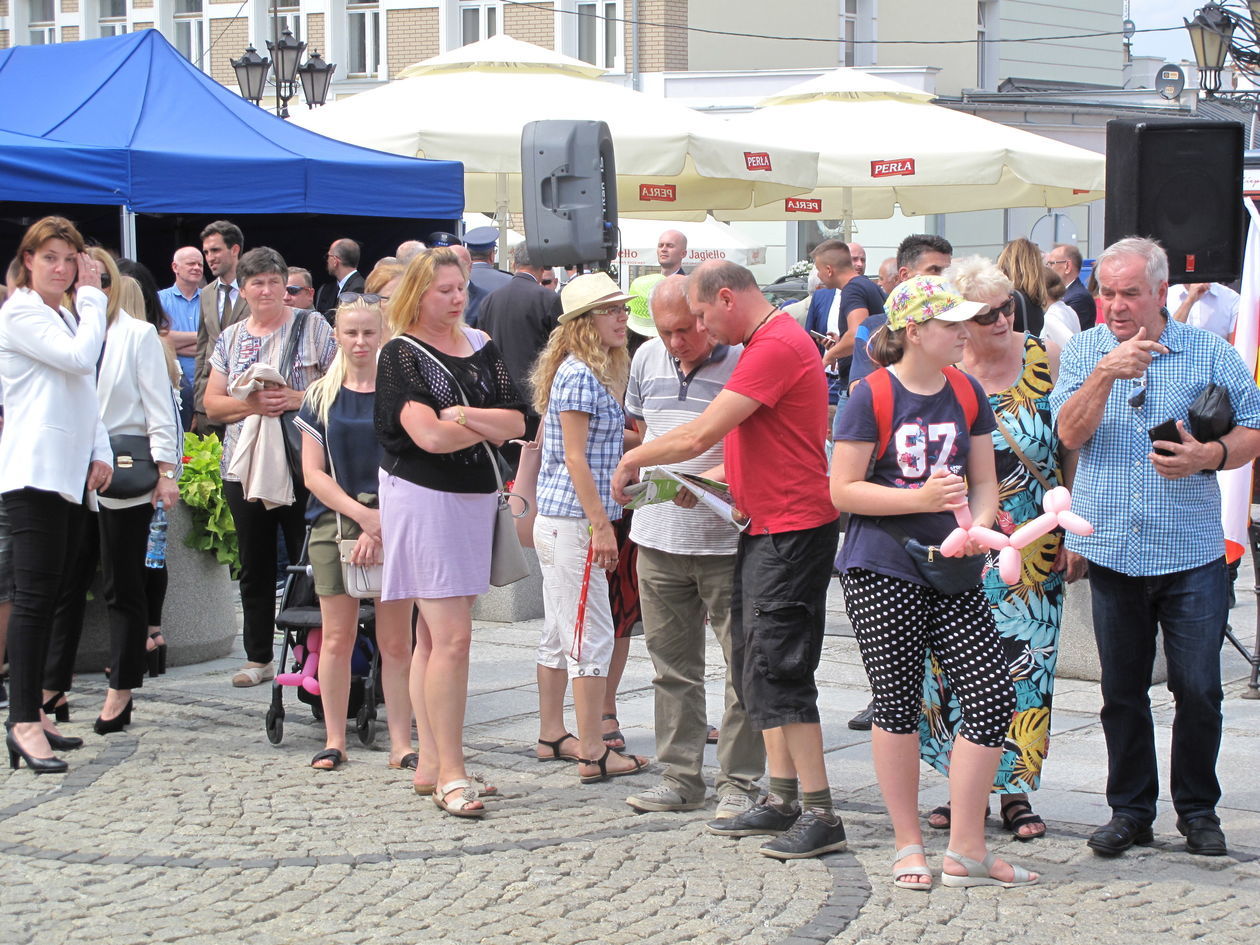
[{"left": 865, "top": 365, "right": 979, "bottom": 461}]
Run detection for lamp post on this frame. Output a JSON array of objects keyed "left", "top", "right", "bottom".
[
  {"left": 231, "top": 31, "right": 336, "bottom": 117},
  {"left": 1184, "top": 1, "right": 1260, "bottom": 95}
]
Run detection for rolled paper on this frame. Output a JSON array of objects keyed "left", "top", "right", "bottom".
[
  {"left": 1058, "top": 510, "right": 1095, "bottom": 536},
  {"left": 1043, "top": 486, "right": 1072, "bottom": 514},
  {"left": 953, "top": 504, "right": 974, "bottom": 529},
  {"left": 1010, "top": 512, "right": 1059, "bottom": 550},
  {"left": 940, "top": 527, "right": 969, "bottom": 558},
  {"left": 969, "top": 526, "right": 1010, "bottom": 551},
  {"left": 998, "top": 545, "right": 1022, "bottom": 584}
]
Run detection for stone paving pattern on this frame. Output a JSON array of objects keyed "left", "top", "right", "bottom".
[{"left": 4, "top": 578, "right": 1260, "bottom": 945}]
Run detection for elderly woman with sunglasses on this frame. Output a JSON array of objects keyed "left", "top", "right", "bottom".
[{"left": 918, "top": 256, "right": 1072, "bottom": 842}]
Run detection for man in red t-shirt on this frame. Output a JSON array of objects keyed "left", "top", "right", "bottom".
[{"left": 612, "top": 260, "right": 844, "bottom": 861}]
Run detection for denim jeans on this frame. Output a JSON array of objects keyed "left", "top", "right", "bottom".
[{"left": 1088, "top": 556, "right": 1228, "bottom": 825}]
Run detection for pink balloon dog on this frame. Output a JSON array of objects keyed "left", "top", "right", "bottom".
[
  {"left": 276, "top": 629, "right": 322, "bottom": 696},
  {"left": 939, "top": 486, "right": 1093, "bottom": 584}
]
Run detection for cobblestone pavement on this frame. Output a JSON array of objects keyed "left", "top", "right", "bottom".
[{"left": 4, "top": 579, "right": 1260, "bottom": 945}]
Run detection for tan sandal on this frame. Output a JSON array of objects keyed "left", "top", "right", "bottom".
[
  {"left": 432, "top": 779, "right": 486, "bottom": 818},
  {"left": 415, "top": 772, "right": 499, "bottom": 797}
]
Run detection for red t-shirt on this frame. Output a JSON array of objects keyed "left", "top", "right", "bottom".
[{"left": 724, "top": 313, "right": 837, "bottom": 535}]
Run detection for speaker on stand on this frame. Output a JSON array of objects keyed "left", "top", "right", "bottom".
[
  {"left": 1104, "top": 118, "right": 1244, "bottom": 285},
  {"left": 521, "top": 120, "right": 618, "bottom": 271}
]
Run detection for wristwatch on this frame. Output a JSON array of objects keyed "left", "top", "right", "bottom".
[{"left": 160, "top": 469, "right": 177, "bottom": 480}]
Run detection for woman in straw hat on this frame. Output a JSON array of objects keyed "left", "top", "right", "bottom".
[{"left": 529, "top": 272, "right": 651, "bottom": 784}]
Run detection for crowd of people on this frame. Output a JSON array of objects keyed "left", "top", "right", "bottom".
[{"left": 1, "top": 213, "right": 1256, "bottom": 882}]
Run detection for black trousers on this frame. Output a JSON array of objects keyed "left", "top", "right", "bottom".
[
  {"left": 144, "top": 564, "right": 167, "bottom": 627},
  {"left": 223, "top": 480, "right": 308, "bottom": 664},
  {"left": 44, "top": 501, "right": 98, "bottom": 693},
  {"left": 4, "top": 489, "right": 79, "bottom": 724},
  {"left": 98, "top": 503, "right": 155, "bottom": 691}
]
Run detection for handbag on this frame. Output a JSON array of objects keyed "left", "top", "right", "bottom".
[
  {"left": 511, "top": 422, "right": 544, "bottom": 548},
  {"left": 1188, "top": 383, "right": 1235, "bottom": 443},
  {"left": 275, "top": 309, "right": 311, "bottom": 488},
  {"left": 398, "top": 336, "right": 531, "bottom": 586},
  {"left": 100, "top": 433, "right": 158, "bottom": 499},
  {"left": 326, "top": 433, "right": 383, "bottom": 600},
  {"left": 874, "top": 517, "right": 986, "bottom": 596}
]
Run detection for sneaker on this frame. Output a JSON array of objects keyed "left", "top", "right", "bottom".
[
  {"left": 714, "top": 791, "right": 756, "bottom": 820},
  {"left": 626, "top": 783, "right": 704, "bottom": 813},
  {"left": 759, "top": 810, "right": 848, "bottom": 860},
  {"left": 706, "top": 800, "right": 800, "bottom": 837},
  {"left": 848, "top": 701, "right": 875, "bottom": 731}
]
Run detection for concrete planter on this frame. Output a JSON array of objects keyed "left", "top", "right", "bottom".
[
  {"left": 74, "top": 501, "right": 237, "bottom": 672},
  {"left": 1056, "top": 576, "right": 1168, "bottom": 684}
]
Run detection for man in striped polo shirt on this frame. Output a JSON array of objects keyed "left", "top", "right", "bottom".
[{"left": 624, "top": 276, "right": 765, "bottom": 819}]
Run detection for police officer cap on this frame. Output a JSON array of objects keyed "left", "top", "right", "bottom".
[
  {"left": 426, "top": 231, "right": 461, "bottom": 247},
  {"left": 463, "top": 226, "right": 500, "bottom": 250}
]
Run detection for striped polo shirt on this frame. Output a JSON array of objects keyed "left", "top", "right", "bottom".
[{"left": 625, "top": 338, "right": 742, "bottom": 555}]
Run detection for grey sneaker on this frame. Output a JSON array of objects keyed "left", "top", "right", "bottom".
[
  {"left": 627, "top": 783, "right": 704, "bottom": 813},
  {"left": 706, "top": 800, "right": 800, "bottom": 837},
  {"left": 759, "top": 810, "right": 848, "bottom": 860},
  {"left": 714, "top": 792, "right": 756, "bottom": 820}
]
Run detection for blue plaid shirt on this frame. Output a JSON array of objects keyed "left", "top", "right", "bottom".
[
  {"left": 1050, "top": 316, "right": 1260, "bottom": 576},
  {"left": 537, "top": 356, "right": 625, "bottom": 521}
]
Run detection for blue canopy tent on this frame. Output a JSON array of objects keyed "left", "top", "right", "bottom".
[{"left": 0, "top": 29, "right": 463, "bottom": 264}]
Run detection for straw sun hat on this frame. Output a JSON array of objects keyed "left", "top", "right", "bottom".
[{"left": 558, "top": 272, "right": 633, "bottom": 324}]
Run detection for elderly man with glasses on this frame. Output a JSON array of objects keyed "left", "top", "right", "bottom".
[
  {"left": 284, "top": 267, "right": 316, "bottom": 312},
  {"left": 1050, "top": 236, "right": 1260, "bottom": 860}
]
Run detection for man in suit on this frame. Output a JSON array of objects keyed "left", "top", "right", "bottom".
[
  {"left": 192, "top": 220, "right": 248, "bottom": 434},
  {"left": 1048, "top": 243, "right": 1096, "bottom": 330},
  {"left": 657, "top": 229, "right": 688, "bottom": 277},
  {"left": 314, "top": 238, "right": 366, "bottom": 320},
  {"left": 463, "top": 226, "right": 513, "bottom": 327},
  {"left": 476, "top": 242, "right": 563, "bottom": 464}
]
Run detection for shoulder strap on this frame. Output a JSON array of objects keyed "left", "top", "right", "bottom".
[
  {"left": 942, "top": 365, "right": 978, "bottom": 430},
  {"left": 868, "top": 367, "right": 895, "bottom": 459},
  {"left": 279, "top": 309, "right": 310, "bottom": 386}
]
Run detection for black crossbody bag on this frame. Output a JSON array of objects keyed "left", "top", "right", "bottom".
[{"left": 872, "top": 516, "right": 986, "bottom": 596}]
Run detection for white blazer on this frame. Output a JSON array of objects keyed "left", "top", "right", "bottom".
[
  {"left": 0, "top": 286, "right": 112, "bottom": 504},
  {"left": 96, "top": 310, "right": 181, "bottom": 510}
]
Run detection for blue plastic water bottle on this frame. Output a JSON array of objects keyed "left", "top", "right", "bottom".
[{"left": 145, "top": 501, "right": 168, "bottom": 569}]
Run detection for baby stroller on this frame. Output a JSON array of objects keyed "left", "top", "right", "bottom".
[{"left": 264, "top": 528, "right": 381, "bottom": 747}]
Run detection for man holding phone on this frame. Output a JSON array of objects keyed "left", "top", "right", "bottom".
[{"left": 1051, "top": 237, "right": 1260, "bottom": 859}]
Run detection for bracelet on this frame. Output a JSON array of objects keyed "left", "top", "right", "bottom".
[
  {"left": 456, "top": 406, "right": 467, "bottom": 426},
  {"left": 1216, "top": 439, "right": 1229, "bottom": 471}
]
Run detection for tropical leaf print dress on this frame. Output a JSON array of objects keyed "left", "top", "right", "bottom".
[{"left": 919, "top": 334, "right": 1064, "bottom": 793}]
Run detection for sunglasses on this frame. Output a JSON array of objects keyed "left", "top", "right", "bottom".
[
  {"left": 338, "top": 291, "right": 383, "bottom": 306},
  {"left": 1128, "top": 375, "right": 1147, "bottom": 409},
  {"left": 971, "top": 295, "right": 1016, "bottom": 326},
  {"left": 284, "top": 285, "right": 309, "bottom": 295}
]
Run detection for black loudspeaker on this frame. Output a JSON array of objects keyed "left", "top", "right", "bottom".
[
  {"left": 521, "top": 120, "right": 617, "bottom": 267},
  {"left": 1104, "top": 118, "right": 1244, "bottom": 285}
]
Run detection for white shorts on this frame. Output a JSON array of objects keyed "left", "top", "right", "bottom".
[{"left": 534, "top": 514, "right": 615, "bottom": 678}]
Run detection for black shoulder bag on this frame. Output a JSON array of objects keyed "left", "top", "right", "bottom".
[
  {"left": 872, "top": 516, "right": 987, "bottom": 596},
  {"left": 277, "top": 309, "right": 311, "bottom": 488}
]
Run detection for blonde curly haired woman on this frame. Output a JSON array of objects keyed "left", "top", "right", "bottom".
[{"left": 529, "top": 273, "right": 650, "bottom": 785}]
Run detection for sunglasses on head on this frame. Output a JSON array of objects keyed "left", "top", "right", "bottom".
[
  {"left": 971, "top": 295, "right": 1016, "bottom": 325},
  {"left": 338, "top": 291, "right": 383, "bottom": 306}
]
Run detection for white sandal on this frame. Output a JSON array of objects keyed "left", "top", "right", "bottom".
[
  {"left": 941, "top": 849, "right": 1038, "bottom": 888},
  {"left": 432, "top": 779, "right": 486, "bottom": 818},
  {"left": 231, "top": 662, "right": 274, "bottom": 688},
  {"left": 892, "top": 844, "right": 932, "bottom": 891}
]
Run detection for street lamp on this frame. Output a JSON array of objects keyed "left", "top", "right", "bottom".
[
  {"left": 297, "top": 51, "right": 337, "bottom": 110},
  {"left": 231, "top": 30, "right": 336, "bottom": 117},
  {"left": 265, "top": 28, "right": 305, "bottom": 118},
  {"left": 1182, "top": 1, "right": 1260, "bottom": 95},
  {"left": 231, "top": 46, "right": 270, "bottom": 105}
]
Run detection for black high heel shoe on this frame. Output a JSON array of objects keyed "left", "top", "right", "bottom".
[
  {"left": 93, "top": 698, "right": 133, "bottom": 736},
  {"left": 147, "top": 632, "right": 167, "bottom": 678},
  {"left": 45, "top": 730, "right": 84, "bottom": 751},
  {"left": 6, "top": 731, "right": 68, "bottom": 774},
  {"left": 42, "top": 691, "right": 70, "bottom": 723}
]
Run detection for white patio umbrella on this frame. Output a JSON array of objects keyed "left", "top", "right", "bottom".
[
  {"left": 292, "top": 36, "right": 817, "bottom": 220},
  {"left": 714, "top": 69, "right": 1105, "bottom": 222},
  {"left": 614, "top": 216, "right": 767, "bottom": 269}
]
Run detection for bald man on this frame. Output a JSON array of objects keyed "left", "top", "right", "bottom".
[
  {"left": 396, "top": 240, "right": 426, "bottom": 265},
  {"left": 158, "top": 245, "right": 205, "bottom": 429},
  {"left": 847, "top": 242, "right": 867, "bottom": 276},
  {"left": 658, "top": 229, "right": 689, "bottom": 277}
]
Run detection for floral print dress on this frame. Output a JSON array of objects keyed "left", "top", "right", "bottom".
[{"left": 919, "top": 334, "right": 1064, "bottom": 793}]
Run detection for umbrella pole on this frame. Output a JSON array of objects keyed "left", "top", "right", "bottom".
[
  {"left": 119, "top": 206, "right": 138, "bottom": 258},
  {"left": 496, "top": 171, "right": 510, "bottom": 270}
]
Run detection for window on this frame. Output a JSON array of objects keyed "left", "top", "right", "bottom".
[
  {"left": 100, "top": 0, "right": 128, "bottom": 38},
  {"left": 174, "top": 0, "right": 206, "bottom": 63},
  {"left": 348, "top": 2, "right": 381, "bottom": 76},
  {"left": 977, "top": 0, "right": 999, "bottom": 89},
  {"left": 29, "top": 0, "right": 55, "bottom": 45},
  {"left": 841, "top": 0, "right": 857, "bottom": 66},
  {"left": 460, "top": 2, "right": 499, "bottom": 46},
  {"left": 275, "top": 5, "right": 302, "bottom": 44},
  {"left": 577, "top": 1, "right": 618, "bottom": 69}
]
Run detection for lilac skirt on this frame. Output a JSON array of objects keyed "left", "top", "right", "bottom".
[{"left": 379, "top": 470, "right": 496, "bottom": 601}]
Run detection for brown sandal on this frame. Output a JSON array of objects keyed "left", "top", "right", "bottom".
[{"left": 536, "top": 733, "right": 581, "bottom": 762}]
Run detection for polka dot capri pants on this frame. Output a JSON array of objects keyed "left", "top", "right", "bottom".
[{"left": 840, "top": 568, "right": 1015, "bottom": 748}]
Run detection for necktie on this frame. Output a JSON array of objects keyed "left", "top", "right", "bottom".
[{"left": 219, "top": 282, "right": 232, "bottom": 322}]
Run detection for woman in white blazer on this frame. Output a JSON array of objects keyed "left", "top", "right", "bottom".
[
  {"left": 89, "top": 264, "right": 181, "bottom": 734},
  {"left": 0, "top": 216, "right": 111, "bottom": 774}
]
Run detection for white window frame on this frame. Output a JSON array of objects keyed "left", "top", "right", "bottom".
[
  {"left": 99, "top": 0, "right": 129, "bottom": 38},
  {"left": 347, "top": 1, "right": 381, "bottom": 78},
  {"left": 173, "top": 0, "right": 208, "bottom": 67},
  {"left": 839, "top": 0, "right": 876, "bottom": 68},
  {"left": 459, "top": 1, "right": 500, "bottom": 46},
  {"left": 570, "top": 0, "right": 621, "bottom": 71},
  {"left": 977, "top": 0, "right": 1000, "bottom": 90},
  {"left": 274, "top": 4, "right": 303, "bottom": 44},
  {"left": 28, "top": 0, "right": 56, "bottom": 44}
]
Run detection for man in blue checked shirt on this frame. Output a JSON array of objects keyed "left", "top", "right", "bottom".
[{"left": 1051, "top": 236, "right": 1260, "bottom": 860}]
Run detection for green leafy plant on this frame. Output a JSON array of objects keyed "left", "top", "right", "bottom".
[{"left": 179, "top": 432, "right": 240, "bottom": 577}]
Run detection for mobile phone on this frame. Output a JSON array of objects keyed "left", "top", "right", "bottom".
[
  {"left": 808, "top": 329, "right": 834, "bottom": 347},
  {"left": 1148, "top": 418, "right": 1182, "bottom": 456}
]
